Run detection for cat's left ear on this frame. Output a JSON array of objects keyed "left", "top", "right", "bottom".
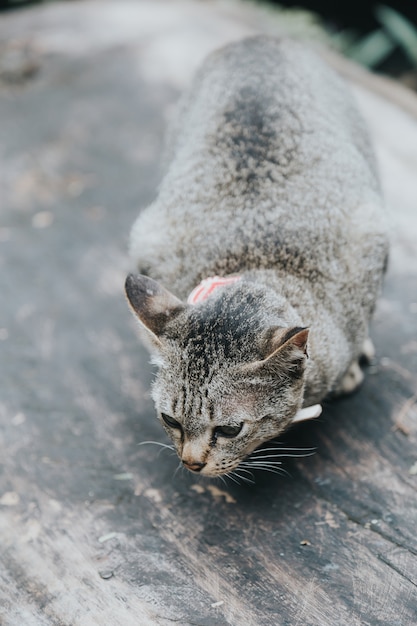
[
  {"left": 259, "top": 326, "right": 309, "bottom": 376},
  {"left": 263, "top": 326, "right": 309, "bottom": 360},
  {"left": 125, "top": 274, "right": 185, "bottom": 347},
  {"left": 241, "top": 326, "right": 309, "bottom": 376}
]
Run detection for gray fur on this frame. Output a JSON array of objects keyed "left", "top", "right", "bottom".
[{"left": 126, "top": 36, "right": 389, "bottom": 477}]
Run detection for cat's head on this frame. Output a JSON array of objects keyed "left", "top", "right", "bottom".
[{"left": 125, "top": 274, "right": 314, "bottom": 477}]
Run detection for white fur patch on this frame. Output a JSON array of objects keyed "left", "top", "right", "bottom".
[{"left": 292, "top": 404, "right": 322, "bottom": 424}]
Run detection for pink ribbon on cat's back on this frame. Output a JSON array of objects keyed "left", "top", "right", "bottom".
[{"left": 187, "top": 275, "right": 242, "bottom": 305}]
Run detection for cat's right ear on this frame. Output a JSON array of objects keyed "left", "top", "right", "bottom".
[{"left": 125, "top": 274, "right": 185, "bottom": 348}]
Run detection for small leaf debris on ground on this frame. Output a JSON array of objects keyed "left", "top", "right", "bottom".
[
  {"left": 98, "top": 532, "right": 117, "bottom": 543},
  {"left": 409, "top": 461, "right": 417, "bottom": 475},
  {"left": 211, "top": 601, "right": 224, "bottom": 608},
  {"left": 0, "top": 492, "right": 20, "bottom": 506},
  {"left": 206, "top": 485, "right": 236, "bottom": 504},
  {"left": 113, "top": 473, "right": 133, "bottom": 480}
]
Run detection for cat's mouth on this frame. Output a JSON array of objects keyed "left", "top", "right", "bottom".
[
  {"left": 182, "top": 460, "right": 207, "bottom": 473},
  {"left": 182, "top": 457, "right": 243, "bottom": 477}
]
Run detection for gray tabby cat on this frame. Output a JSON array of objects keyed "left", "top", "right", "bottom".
[{"left": 125, "top": 36, "right": 388, "bottom": 477}]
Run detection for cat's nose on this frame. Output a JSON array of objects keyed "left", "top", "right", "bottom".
[{"left": 182, "top": 460, "right": 206, "bottom": 472}]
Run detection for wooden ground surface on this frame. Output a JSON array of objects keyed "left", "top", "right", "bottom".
[{"left": 0, "top": 2, "right": 416, "bottom": 625}]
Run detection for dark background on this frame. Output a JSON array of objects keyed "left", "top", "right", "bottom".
[
  {"left": 278, "top": 0, "right": 416, "bottom": 33},
  {"left": 2, "top": 0, "right": 416, "bottom": 30},
  {"left": 1, "top": 0, "right": 416, "bottom": 32}
]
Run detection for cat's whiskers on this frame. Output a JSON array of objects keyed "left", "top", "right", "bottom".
[
  {"left": 138, "top": 440, "right": 176, "bottom": 451},
  {"left": 249, "top": 445, "right": 316, "bottom": 454},
  {"left": 216, "top": 474, "right": 228, "bottom": 487},
  {"left": 240, "top": 461, "right": 289, "bottom": 477},
  {"left": 243, "top": 465, "right": 287, "bottom": 475},
  {"left": 240, "top": 459, "right": 290, "bottom": 476},
  {"left": 252, "top": 445, "right": 316, "bottom": 451},
  {"left": 246, "top": 446, "right": 316, "bottom": 463},
  {"left": 173, "top": 461, "right": 185, "bottom": 478},
  {"left": 248, "top": 451, "right": 316, "bottom": 461},
  {"left": 224, "top": 471, "right": 242, "bottom": 486},
  {"left": 243, "top": 460, "right": 282, "bottom": 467},
  {"left": 138, "top": 440, "right": 178, "bottom": 460},
  {"left": 241, "top": 460, "right": 284, "bottom": 469},
  {"left": 245, "top": 455, "right": 283, "bottom": 464},
  {"left": 233, "top": 467, "right": 255, "bottom": 485}
]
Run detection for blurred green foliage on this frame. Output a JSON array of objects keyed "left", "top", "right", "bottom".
[{"left": 335, "top": 4, "right": 417, "bottom": 69}]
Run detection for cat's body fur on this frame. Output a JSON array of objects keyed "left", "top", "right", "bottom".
[{"left": 126, "top": 36, "right": 388, "bottom": 477}]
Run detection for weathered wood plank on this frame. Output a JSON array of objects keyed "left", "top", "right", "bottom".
[{"left": 0, "top": 2, "right": 416, "bottom": 625}]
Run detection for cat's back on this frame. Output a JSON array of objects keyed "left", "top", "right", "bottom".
[
  {"left": 173, "top": 36, "right": 375, "bottom": 167},
  {"left": 130, "top": 36, "right": 385, "bottom": 298}
]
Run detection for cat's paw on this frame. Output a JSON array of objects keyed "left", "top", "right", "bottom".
[
  {"left": 360, "top": 337, "right": 375, "bottom": 364},
  {"left": 338, "top": 360, "right": 364, "bottom": 395}
]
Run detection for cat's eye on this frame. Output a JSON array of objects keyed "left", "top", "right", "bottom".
[
  {"left": 214, "top": 423, "right": 243, "bottom": 438},
  {"left": 161, "top": 413, "right": 182, "bottom": 430}
]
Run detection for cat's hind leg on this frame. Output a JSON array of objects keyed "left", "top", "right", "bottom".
[
  {"left": 360, "top": 337, "right": 375, "bottom": 364},
  {"left": 335, "top": 337, "right": 375, "bottom": 396},
  {"left": 336, "top": 360, "right": 364, "bottom": 395}
]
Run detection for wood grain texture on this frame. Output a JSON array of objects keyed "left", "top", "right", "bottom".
[{"left": 0, "top": 2, "right": 416, "bottom": 625}]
